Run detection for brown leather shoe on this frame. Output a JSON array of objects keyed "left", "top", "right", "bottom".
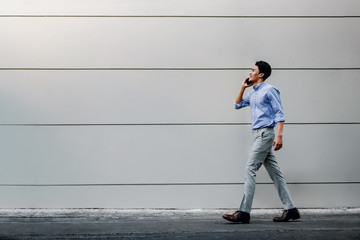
[
  {"left": 223, "top": 210, "right": 250, "bottom": 223},
  {"left": 273, "top": 208, "right": 300, "bottom": 222}
]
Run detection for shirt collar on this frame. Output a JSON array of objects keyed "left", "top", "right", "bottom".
[{"left": 253, "top": 81, "right": 266, "bottom": 91}]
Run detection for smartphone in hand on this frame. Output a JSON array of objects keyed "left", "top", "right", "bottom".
[{"left": 246, "top": 78, "right": 253, "bottom": 86}]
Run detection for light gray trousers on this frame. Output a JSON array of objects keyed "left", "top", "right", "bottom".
[{"left": 239, "top": 127, "right": 296, "bottom": 213}]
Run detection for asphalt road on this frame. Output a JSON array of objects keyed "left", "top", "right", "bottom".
[{"left": 0, "top": 209, "right": 359, "bottom": 239}]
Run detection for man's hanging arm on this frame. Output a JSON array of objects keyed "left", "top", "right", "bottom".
[{"left": 273, "top": 121, "right": 284, "bottom": 151}]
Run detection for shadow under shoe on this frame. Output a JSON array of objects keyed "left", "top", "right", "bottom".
[
  {"left": 223, "top": 211, "right": 250, "bottom": 223},
  {"left": 273, "top": 208, "right": 300, "bottom": 222}
]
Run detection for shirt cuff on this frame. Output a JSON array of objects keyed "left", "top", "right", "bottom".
[
  {"left": 234, "top": 101, "right": 242, "bottom": 109},
  {"left": 275, "top": 117, "right": 285, "bottom": 123}
]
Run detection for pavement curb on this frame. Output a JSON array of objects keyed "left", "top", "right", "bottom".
[{"left": 0, "top": 208, "right": 359, "bottom": 218}]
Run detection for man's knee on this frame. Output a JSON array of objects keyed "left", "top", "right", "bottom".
[{"left": 246, "top": 161, "right": 261, "bottom": 175}]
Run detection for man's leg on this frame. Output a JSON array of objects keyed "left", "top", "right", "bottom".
[
  {"left": 263, "top": 150, "right": 296, "bottom": 210},
  {"left": 239, "top": 128, "right": 274, "bottom": 213}
]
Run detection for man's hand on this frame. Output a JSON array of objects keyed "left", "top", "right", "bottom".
[
  {"left": 273, "top": 135, "right": 283, "bottom": 151},
  {"left": 235, "top": 78, "right": 251, "bottom": 104}
]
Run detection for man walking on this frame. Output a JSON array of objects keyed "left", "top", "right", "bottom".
[{"left": 223, "top": 61, "right": 300, "bottom": 223}]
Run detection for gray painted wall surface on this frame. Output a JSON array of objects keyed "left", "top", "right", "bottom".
[{"left": 0, "top": 0, "right": 359, "bottom": 208}]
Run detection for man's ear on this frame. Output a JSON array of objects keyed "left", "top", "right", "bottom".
[{"left": 259, "top": 72, "right": 264, "bottom": 78}]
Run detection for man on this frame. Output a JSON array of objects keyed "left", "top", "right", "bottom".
[{"left": 223, "top": 61, "right": 300, "bottom": 223}]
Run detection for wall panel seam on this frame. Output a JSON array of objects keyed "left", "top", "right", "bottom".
[
  {"left": 0, "top": 182, "right": 359, "bottom": 187},
  {"left": 0, "top": 123, "right": 359, "bottom": 127},
  {"left": 1, "top": 68, "right": 360, "bottom": 71},
  {"left": 0, "top": 15, "right": 359, "bottom": 18}
]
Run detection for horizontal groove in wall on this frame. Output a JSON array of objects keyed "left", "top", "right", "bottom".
[
  {"left": 0, "top": 68, "right": 359, "bottom": 71},
  {"left": 0, "top": 182, "right": 359, "bottom": 187},
  {"left": 0, "top": 15, "right": 359, "bottom": 18},
  {"left": 0, "top": 123, "right": 359, "bottom": 127}
]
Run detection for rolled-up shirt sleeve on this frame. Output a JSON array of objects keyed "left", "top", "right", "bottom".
[
  {"left": 234, "top": 94, "right": 250, "bottom": 109},
  {"left": 267, "top": 87, "right": 285, "bottom": 123}
]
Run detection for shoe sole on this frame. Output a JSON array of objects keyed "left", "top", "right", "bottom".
[
  {"left": 222, "top": 216, "right": 250, "bottom": 224},
  {"left": 273, "top": 215, "right": 300, "bottom": 222}
]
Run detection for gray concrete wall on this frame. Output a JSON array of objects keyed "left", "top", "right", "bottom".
[{"left": 0, "top": 0, "right": 359, "bottom": 208}]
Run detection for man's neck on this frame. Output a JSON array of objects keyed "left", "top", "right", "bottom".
[{"left": 253, "top": 79, "right": 265, "bottom": 88}]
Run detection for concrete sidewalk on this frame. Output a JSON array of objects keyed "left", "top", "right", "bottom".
[{"left": 0, "top": 208, "right": 359, "bottom": 239}]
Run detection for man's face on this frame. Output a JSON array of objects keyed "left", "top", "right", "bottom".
[{"left": 249, "top": 65, "right": 263, "bottom": 81}]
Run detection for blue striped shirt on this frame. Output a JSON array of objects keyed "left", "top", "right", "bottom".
[{"left": 234, "top": 82, "right": 285, "bottom": 130}]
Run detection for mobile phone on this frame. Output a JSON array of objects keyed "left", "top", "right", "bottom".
[{"left": 246, "top": 78, "right": 253, "bottom": 85}]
